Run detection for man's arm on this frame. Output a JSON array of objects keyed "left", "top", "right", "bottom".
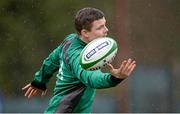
[
  {"left": 70, "top": 50, "right": 136, "bottom": 89},
  {"left": 22, "top": 45, "right": 62, "bottom": 98}
]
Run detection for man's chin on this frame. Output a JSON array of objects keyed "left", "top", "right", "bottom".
[
  {"left": 104, "top": 34, "right": 107, "bottom": 37},
  {"left": 100, "top": 34, "right": 107, "bottom": 37}
]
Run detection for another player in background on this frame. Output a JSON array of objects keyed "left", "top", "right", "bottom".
[{"left": 22, "top": 7, "right": 136, "bottom": 113}]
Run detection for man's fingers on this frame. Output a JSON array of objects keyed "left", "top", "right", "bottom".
[
  {"left": 109, "top": 58, "right": 136, "bottom": 79},
  {"left": 108, "top": 64, "right": 114, "bottom": 71},
  {"left": 127, "top": 64, "right": 136, "bottom": 76},
  {"left": 23, "top": 84, "right": 47, "bottom": 98},
  {"left": 125, "top": 58, "right": 132, "bottom": 68},
  {"left": 22, "top": 84, "right": 31, "bottom": 90},
  {"left": 125, "top": 60, "right": 136, "bottom": 73},
  {"left": 24, "top": 87, "right": 32, "bottom": 97},
  {"left": 121, "top": 58, "right": 132, "bottom": 72},
  {"left": 118, "top": 60, "right": 127, "bottom": 72},
  {"left": 32, "top": 90, "right": 37, "bottom": 96},
  {"left": 123, "top": 59, "right": 136, "bottom": 73},
  {"left": 41, "top": 90, "right": 47, "bottom": 96},
  {"left": 28, "top": 89, "right": 35, "bottom": 98}
]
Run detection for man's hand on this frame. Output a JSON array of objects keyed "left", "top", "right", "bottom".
[
  {"left": 108, "top": 58, "right": 136, "bottom": 79},
  {"left": 22, "top": 83, "right": 47, "bottom": 99}
]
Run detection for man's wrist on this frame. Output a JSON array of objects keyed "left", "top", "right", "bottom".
[
  {"left": 111, "top": 73, "right": 127, "bottom": 79},
  {"left": 31, "top": 80, "right": 47, "bottom": 91},
  {"left": 110, "top": 75, "right": 124, "bottom": 83}
]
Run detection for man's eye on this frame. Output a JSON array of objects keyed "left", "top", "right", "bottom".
[{"left": 97, "top": 26, "right": 103, "bottom": 30}]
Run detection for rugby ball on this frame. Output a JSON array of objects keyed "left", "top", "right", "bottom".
[{"left": 80, "top": 37, "right": 118, "bottom": 70}]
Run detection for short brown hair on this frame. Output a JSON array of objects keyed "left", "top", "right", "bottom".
[{"left": 74, "top": 7, "right": 104, "bottom": 34}]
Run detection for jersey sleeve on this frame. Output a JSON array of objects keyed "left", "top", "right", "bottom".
[
  {"left": 31, "top": 46, "right": 61, "bottom": 90},
  {"left": 69, "top": 49, "right": 124, "bottom": 89}
]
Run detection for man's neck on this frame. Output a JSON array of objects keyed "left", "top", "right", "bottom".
[{"left": 79, "top": 35, "right": 89, "bottom": 44}]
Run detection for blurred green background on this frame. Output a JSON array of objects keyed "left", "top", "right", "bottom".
[{"left": 0, "top": 0, "right": 180, "bottom": 112}]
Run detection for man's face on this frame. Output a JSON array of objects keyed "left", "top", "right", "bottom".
[{"left": 86, "top": 17, "right": 109, "bottom": 42}]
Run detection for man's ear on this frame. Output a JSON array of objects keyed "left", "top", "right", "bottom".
[{"left": 81, "top": 29, "right": 89, "bottom": 38}]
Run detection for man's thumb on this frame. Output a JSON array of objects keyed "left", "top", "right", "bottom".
[{"left": 108, "top": 64, "right": 114, "bottom": 71}]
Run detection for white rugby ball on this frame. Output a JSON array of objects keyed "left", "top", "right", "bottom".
[{"left": 80, "top": 37, "right": 118, "bottom": 70}]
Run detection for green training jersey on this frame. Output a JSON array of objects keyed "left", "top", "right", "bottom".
[{"left": 31, "top": 33, "right": 123, "bottom": 113}]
